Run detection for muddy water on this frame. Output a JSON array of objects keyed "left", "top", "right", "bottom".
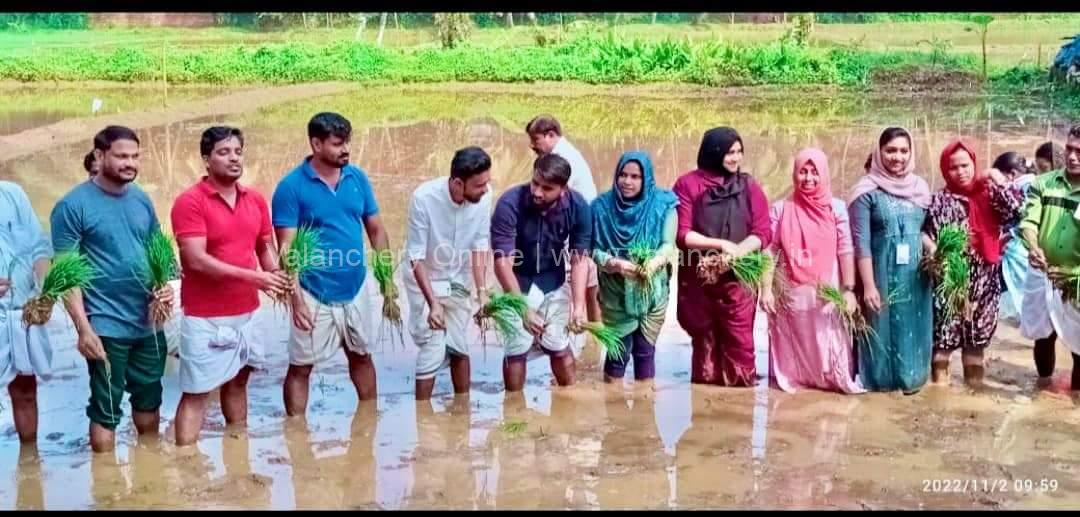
[{"left": 1, "top": 87, "right": 1079, "bottom": 510}]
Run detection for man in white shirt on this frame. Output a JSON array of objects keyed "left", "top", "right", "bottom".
[
  {"left": 0, "top": 181, "right": 53, "bottom": 444},
  {"left": 404, "top": 146, "right": 493, "bottom": 400},
  {"left": 525, "top": 115, "right": 601, "bottom": 321}
]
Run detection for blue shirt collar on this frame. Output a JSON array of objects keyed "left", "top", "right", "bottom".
[{"left": 300, "top": 156, "right": 357, "bottom": 181}]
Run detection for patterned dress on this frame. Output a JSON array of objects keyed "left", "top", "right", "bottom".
[{"left": 923, "top": 183, "right": 1024, "bottom": 352}]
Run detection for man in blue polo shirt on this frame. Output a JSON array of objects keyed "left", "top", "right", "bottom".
[
  {"left": 272, "top": 112, "right": 393, "bottom": 417},
  {"left": 490, "top": 153, "right": 592, "bottom": 391}
]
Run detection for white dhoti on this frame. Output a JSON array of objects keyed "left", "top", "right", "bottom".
[
  {"left": 405, "top": 280, "right": 475, "bottom": 380},
  {"left": 504, "top": 283, "right": 583, "bottom": 361},
  {"left": 0, "top": 309, "right": 53, "bottom": 387},
  {"left": 289, "top": 287, "right": 373, "bottom": 366},
  {"left": 179, "top": 311, "right": 262, "bottom": 394},
  {"left": 1020, "top": 268, "right": 1080, "bottom": 355}
]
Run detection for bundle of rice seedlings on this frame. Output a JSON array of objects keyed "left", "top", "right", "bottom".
[
  {"left": 477, "top": 292, "right": 529, "bottom": 346},
  {"left": 144, "top": 229, "right": 179, "bottom": 325},
  {"left": 696, "top": 252, "right": 731, "bottom": 285},
  {"left": 568, "top": 321, "right": 626, "bottom": 363},
  {"left": 927, "top": 224, "right": 971, "bottom": 319},
  {"left": 626, "top": 239, "right": 657, "bottom": 301},
  {"left": 22, "top": 251, "right": 98, "bottom": 327},
  {"left": 371, "top": 251, "right": 402, "bottom": 326},
  {"left": 1050, "top": 266, "right": 1080, "bottom": 306},
  {"left": 816, "top": 284, "right": 874, "bottom": 339},
  {"left": 277, "top": 225, "right": 322, "bottom": 305}
]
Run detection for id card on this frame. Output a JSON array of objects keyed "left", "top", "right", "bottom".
[
  {"left": 896, "top": 243, "right": 911, "bottom": 265},
  {"left": 431, "top": 280, "right": 451, "bottom": 298}
]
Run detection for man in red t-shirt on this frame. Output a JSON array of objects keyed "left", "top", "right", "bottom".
[{"left": 170, "top": 126, "right": 291, "bottom": 446}]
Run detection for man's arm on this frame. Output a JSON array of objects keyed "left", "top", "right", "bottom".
[
  {"left": 404, "top": 195, "right": 438, "bottom": 308},
  {"left": 490, "top": 193, "right": 522, "bottom": 295},
  {"left": 178, "top": 236, "right": 265, "bottom": 283}
]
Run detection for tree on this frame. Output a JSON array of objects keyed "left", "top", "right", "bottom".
[
  {"left": 376, "top": 12, "right": 387, "bottom": 47},
  {"left": 434, "top": 13, "right": 473, "bottom": 49},
  {"left": 965, "top": 15, "right": 994, "bottom": 80}
]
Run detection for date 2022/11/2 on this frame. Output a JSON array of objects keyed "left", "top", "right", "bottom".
[{"left": 922, "top": 478, "right": 1059, "bottom": 494}]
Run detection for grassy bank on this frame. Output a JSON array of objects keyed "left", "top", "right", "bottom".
[{"left": 0, "top": 33, "right": 983, "bottom": 87}]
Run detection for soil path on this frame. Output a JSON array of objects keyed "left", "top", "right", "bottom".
[{"left": 0, "top": 81, "right": 355, "bottom": 162}]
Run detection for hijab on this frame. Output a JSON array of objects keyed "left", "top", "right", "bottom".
[
  {"left": 778, "top": 148, "right": 839, "bottom": 285},
  {"left": 592, "top": 150, "right": 678, "bottom": 255},
  {"left": 939, "top": 139, "right": 1003, "bottom": 264},
  {"left": 693, "top": 127, "right": 752, "bottom": 241},
  {"left": 846, "top": 127, "right": 932, "bottom": 208}
]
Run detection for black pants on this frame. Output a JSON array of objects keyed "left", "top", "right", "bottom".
[{"left": 1033, "top": 332, "right": 1080, "bottom": 388}]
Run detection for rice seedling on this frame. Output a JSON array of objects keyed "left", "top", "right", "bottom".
[
  {"left": 925, "top": 224, "right": 971, "bottom": 319},
  {"left": 816, "top": 283, "right": 875, "bottom": 340},
  {"left": 1050, "top": 266, "right": 1080, "bottom": 306},
  {"left": 498, "top": 418, "right": 528, "bottom": 439},
  {"left": 626, "top": 239, "right": 658, "bottom": 302},
  {"left": 695, "top": 252, "right": 731, "bottom": 285},
  {"left": 144, "top": 229, "right": 179, "bottom": 325},
  {"left": 277, "top": 225, "right": 323, "bottom": 305},
  {"left": 22, "top": 251, "right": 98, "bottom": 327},
  {"left": 477, "top": 292, "right": 529, "bottom": 346},
  {"left": 371, "top": 250, "right": 404, "bottom": 347},
  {"left": 568, "top": 321, "right": 626, "bottom": 362},
  {"left": 729, "top": 251, "right": 775, "bottom": 296}
]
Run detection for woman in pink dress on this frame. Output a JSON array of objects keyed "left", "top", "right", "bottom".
[{"left": 760, "top": 148, "right": 865, "bottom": 393}]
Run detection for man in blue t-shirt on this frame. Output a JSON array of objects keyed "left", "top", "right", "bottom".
[
  {"left": 272, "top": 112, "right": 393, "bottom": 417},
  {"left": 51, "top": 125, "right": 174, "bottom": 453}
]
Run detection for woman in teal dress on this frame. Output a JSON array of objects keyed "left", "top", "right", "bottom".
[{"left": 847, "top": 127, "right": 934, "bottom": 394}]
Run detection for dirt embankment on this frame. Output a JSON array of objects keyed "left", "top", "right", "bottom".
[{"left": 0, "top": 82, "right": 355, "bottom": 163}]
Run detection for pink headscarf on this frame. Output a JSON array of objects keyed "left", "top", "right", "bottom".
[
  {"left": 846, "top": 127, "right": 932, "bottom": 208},
  {"left": 779, "top": 148, "right": 838, "bottom": 286}
]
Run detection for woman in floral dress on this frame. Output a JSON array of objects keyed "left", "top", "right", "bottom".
[{"left": 921, "top": 139, "right": 1024, "bottom": 388}]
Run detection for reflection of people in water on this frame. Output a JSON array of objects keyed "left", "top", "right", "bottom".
[
  {"left": 595, "top": 394, "right": 668, "bottom": 510},
  {"left": 406, "top": 396, "right": 476, "bottom": 509},
  {"left": 15, "top": 445, "right": 44, "bottom": 510},
  {"left": 490, "top": 391, "right": 607, "bottom": 509},
  {"left": 284, "top": 401, "right": 378, "bottom": 509},
  {"left": 761, "top": 394, "right": 861, "bottom": 507},
  {"left": 675, "top": 389, "right": 756, "bottom": 506}
]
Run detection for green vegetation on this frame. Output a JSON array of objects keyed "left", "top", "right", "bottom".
[
  {"left": 22, "top": 251, "right": 99, "bottom": 327},
  {"left": 0, "top": 34, "right": 981, "bottom": 87},
  {"left": 0, "top": 13, "right": 87, "bottom": 31}
]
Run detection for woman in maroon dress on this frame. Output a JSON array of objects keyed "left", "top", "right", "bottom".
[{"left": 673, "top": 127, "right": 772, "bottom": 386}]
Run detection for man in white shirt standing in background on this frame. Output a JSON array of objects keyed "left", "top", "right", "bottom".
[
  {"left": 525, "top": 115, "right": 602, "bottom": 322},
  {"left": 404, "top": 146, "right": 493, "bottom": 401}
]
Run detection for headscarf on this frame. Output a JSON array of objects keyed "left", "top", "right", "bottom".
[
  {"left": 592, "top": 151, "right": 678, "bottom": 256},
  {"left": 692, "top": 127, "right": 752, "bottom": 241},
  {"left": 778, "top": 148, "right": 838, "bottom": 286},
  {"left": 939, "top": 139, "right": 1003, "bottom": 264},
  {"left": 697, "top": 127, "right": 742, "bottom": 176},
  {"left": 592, "top": 151, "right": 678, "bottom": 320},
  {"left": 846, "top": 127, "right": 932, "bottom": 208}
]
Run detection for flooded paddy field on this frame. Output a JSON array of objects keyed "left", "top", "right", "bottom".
[{"left": 0, "top": 84, "right": 1077, "bottom": 509}]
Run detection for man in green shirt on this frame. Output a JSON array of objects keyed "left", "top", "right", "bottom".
[{"left": 1020, "top": 124, "right": 1080, "bottom": 392}]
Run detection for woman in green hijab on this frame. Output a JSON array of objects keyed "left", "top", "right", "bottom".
[{"left": 591, "top": 151, "right": 679, "bottom": 383}]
